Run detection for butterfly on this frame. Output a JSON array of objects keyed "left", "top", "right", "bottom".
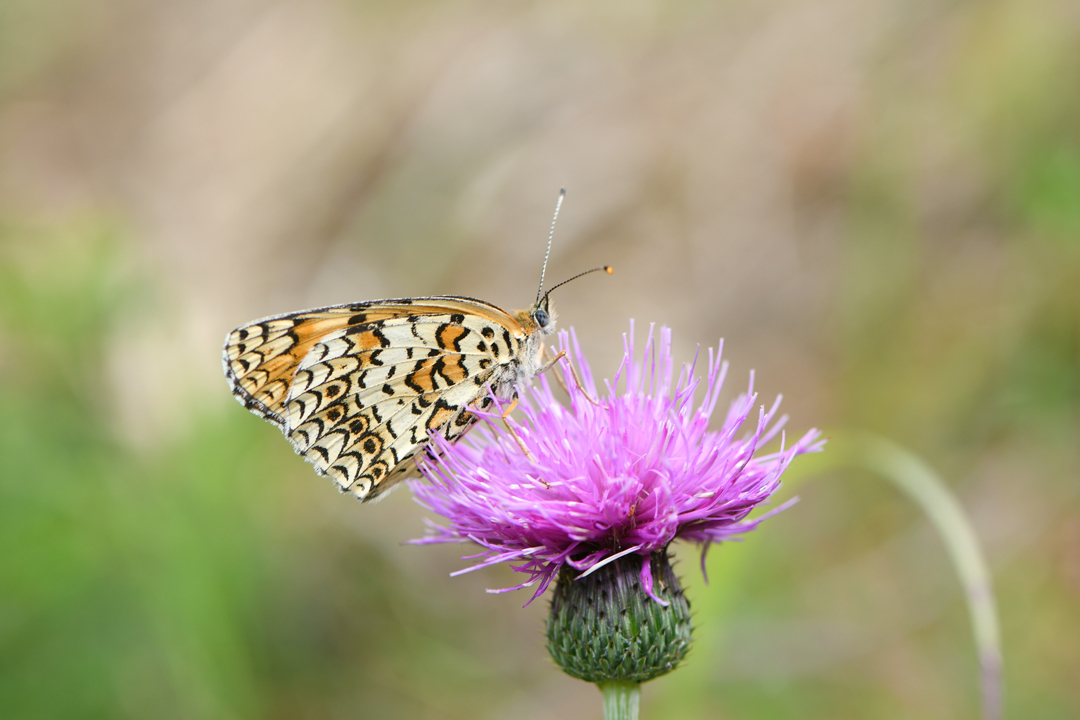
[{"left": 222, "top": 191, "right": 611, "bottom": 502}]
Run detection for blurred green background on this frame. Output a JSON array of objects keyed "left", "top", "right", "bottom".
[{"left": 1, "top": 0, "right": 1077, "bottom": 718}]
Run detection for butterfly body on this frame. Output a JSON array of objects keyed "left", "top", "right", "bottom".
[{"left": 223, "top": 295, "right": 556, "bottom": 501}]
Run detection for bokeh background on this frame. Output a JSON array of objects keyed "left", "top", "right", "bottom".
[{"left": 1, "top": 0, "right": 1078, "bottom": 718}]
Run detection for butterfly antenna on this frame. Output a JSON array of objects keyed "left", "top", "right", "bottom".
[
  {"left": 536, "top": 188, "right": 566, "bottom": 305},
  {"left": 542, "top": 265, "right": 614, "bottom": 304}
]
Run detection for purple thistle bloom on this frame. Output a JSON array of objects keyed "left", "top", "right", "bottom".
[{"left": 408, "top": 323, "right": 823, "bottom": 605}]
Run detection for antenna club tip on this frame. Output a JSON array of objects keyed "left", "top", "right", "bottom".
[
  {"left": 604, "top": 266, "right": 614, "bottom": 274},
  {"left": 558, "top": 187, "right": 566, "bottom": 195}
]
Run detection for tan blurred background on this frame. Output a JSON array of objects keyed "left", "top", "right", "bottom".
[{"left": 1, "top": 0, "right": 1078, "bottom": 718}]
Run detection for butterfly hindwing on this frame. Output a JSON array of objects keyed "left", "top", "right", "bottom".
[
  {"left": 286, "top": 315, "right": 517, "bottom": 500},
  {"left": 223, "top": 298, "right": 534, "bottom": 501}
]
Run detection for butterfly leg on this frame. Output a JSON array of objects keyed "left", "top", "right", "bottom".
[
  {"left": 538, "top": 349, "right": 567, "bottom": 375},
  {"left": 541, "top": 350, "right": 601, "bottom": 407},
  {"left": 543, "top": 350, "right": 574, "bottom": 397},
  {"left": 500, "top": 398, "right": 536, "bottom": 461}
]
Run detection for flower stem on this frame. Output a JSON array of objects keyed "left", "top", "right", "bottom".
[
  {"left": 853, "top": 434, "right": 1003, "bottom": 720},
  {"left": 600, "top": 681, "right": 641, "bottom": 720},
  {"left": 790, "top": 431, "right": 1003, "bottom": 720}
]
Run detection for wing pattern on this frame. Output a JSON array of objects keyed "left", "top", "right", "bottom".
[{"left": 223, "top": 297, "right": 533, "bottom": 501}]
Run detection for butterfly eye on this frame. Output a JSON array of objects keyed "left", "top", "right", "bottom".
[{"left": 534, "top": 308, "right": 550, "bottom": 328}]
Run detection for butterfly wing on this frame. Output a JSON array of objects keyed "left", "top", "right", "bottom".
[{"left": 223, "top": 297, "right": 537, "bottom": 501}]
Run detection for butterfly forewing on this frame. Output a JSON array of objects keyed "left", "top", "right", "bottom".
[{"left": 223, "top": 297, "right": 537, "bottom": 501}]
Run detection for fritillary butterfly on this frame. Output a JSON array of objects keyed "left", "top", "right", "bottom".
[{"left": 222, "top": 191, "right": 610, "bottom": 501}]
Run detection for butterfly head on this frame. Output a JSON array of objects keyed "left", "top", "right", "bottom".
[{"left": 531, "top": 295, "right": 557, "bottom": 335}]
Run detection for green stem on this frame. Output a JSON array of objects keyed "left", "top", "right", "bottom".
[
  {"left": 793, "top": 431, "right": 1003, "bottom": 720},
  {"left": 599, "top": 681, "right": 640, "bottom": 720}
]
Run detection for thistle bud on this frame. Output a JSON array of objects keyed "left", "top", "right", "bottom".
[{"left": 546, "top": 549, "right": 692, "bottom": 683}]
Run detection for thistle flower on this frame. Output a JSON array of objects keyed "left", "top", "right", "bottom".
[
  {"left": 410, "top": 323, "right": 820, "bottom": 591},
  {"left": 409, "top": 324, "right": 821, "bottom": 691}
]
